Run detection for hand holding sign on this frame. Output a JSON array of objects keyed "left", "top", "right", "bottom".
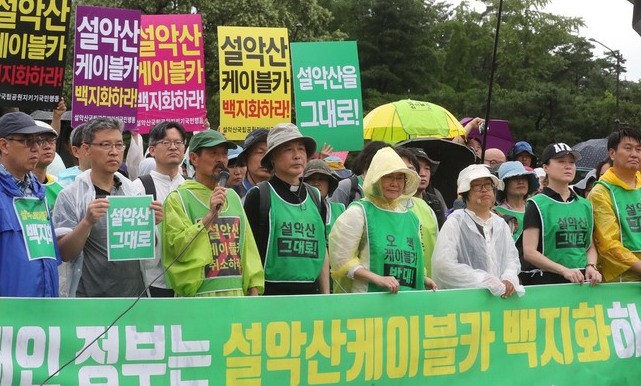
[
  {"left": 151, "top": 200, "right": 163, "bottom": 224},
  {"left": 84, "top": 198, "right": 110, "bottom": 226}
]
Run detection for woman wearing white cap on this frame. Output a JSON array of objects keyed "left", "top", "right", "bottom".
[
  {"left": 522, "top": 143, "right": 601, "bottom": 286},
  {"left": 329, "top": 147, "right": 437, "bottom": 293},
  {"left": 432, "top": 164, "right": 524, "bottom": 298}
]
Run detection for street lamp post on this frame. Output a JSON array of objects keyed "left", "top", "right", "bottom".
[{"left": 589, "top": 38, "right": 622, "bottom": 119}]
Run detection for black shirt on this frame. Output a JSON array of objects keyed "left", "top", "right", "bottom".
[
  {"left": 243, "top": 175, "right": 325, "bottom": 295},
  {"left": 523, "top": 187, "right": 579, "bottom": 252}
]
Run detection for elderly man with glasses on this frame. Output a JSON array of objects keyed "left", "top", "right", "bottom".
[
  {"left": 0, "top": 112, "right": 64, "bottom": 297},
  {"left": 53, "top": 117, "right": 163, "bottom": 298}
]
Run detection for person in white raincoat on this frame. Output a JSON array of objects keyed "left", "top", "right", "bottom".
[
  {"left": 432, "top": 164, "right": 524, "bottom": 298},
  {"left": 329, "top": 147, "right": 437, "bottom": 293}
]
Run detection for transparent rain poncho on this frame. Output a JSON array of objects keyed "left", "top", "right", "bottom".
[{"left": 432, "top": 209, "right": 525, "bottom": 297}]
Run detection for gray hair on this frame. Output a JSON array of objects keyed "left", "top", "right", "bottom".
[{"left": 82, "top": 117, "right": 123, "bottom": 145}]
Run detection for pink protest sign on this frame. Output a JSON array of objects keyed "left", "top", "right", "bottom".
[{"left": 137, "top": 14, "right": 206, "bottom": 133}]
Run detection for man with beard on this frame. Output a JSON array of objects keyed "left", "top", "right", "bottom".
[{"left": 162, "top": 130, "right": 264, "bottom": 297}]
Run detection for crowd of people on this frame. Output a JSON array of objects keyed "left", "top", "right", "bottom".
[{"left": 2, "top": 104, "right": 641, "bottom": 299}]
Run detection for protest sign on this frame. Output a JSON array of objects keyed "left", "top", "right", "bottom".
[
  {"left": 106, "top": 195, "right": 154, "bottom": 261},
  {"left": 218, "top": 26, "right": 291, "bottom": 140},
  {"left": 72, "top": 6, "right": 140, "bottom": 131},
  {"left": 0, "top": 0, "right": 71, "bottom": 108},
  {"left": 291, "top": 41, "right": 364, "bottom": 151}
]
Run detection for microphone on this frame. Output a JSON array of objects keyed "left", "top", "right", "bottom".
[{"left": 216, "top": 168, "right": 230, "bottom": 211}]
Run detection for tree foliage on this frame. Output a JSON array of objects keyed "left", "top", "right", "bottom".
[{"left": 62, "top": 0, "right": 641, "bottom": 151}]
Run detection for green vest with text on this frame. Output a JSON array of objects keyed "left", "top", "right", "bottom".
[
  {"left": 528, "top": 194, "right": 593, "bottom": 269},
  {"left": 326, "top": 201, "right": 345, "bottom": 241},
  {"left": 596, "top": 181, "right": 641, "bottom": 251},
  {"left": 265, "top": 187, "right": 326, "bottom": 282},
  {"left": 177, "top": 188, "right": 244, "bottom": 295},
  {"left": 45, "top": 180, "right": 63, "bottom": 209},
  {"left": 357, "top": 200, "right": 425, "bottom": 292},
  {"left": 494, "top": 206, "right": 525, "bottom": 241}
]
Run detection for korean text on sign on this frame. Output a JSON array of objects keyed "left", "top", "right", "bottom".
[
  {"left": 0, "top": 0, "right": 70, "bottom": 108},
  {"left": 72, "top": 6, "right": 140, "bottom": 131},
  {"left": 218, "top": 26, "right": 292, "bottom": 140},
  {"left": 137, "top": 14, "right": 206, "bottom": 134},
  {"left": 107, "top": 195, "right": 154, "bottom": 261}
]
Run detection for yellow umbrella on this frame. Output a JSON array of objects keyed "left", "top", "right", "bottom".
[{"left": 363, "top": 99, "right": 465, "bottom": 144}]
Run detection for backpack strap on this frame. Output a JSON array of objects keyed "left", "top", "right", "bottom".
[
  {"left": 348, "top": 174, "right": 360, "bottom": 204},
  {"left": 257, "top": 181, "right": 271, "bottom": 235},
  {"left": 139, "top": 174, "right": 157, "bottom": 201},
  {"left": 304, "top": 183, "right": 322, "bottom": 213}
]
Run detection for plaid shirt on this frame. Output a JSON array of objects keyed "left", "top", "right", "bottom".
[{"left": 0, "top": 163, "right": 35, "bottom": 197}]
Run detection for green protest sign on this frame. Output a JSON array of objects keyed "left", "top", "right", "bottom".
[
  {"left": 1, "top": 283, "right": 641, "bottom": 385},
  {"left": 12, "top": 197, "right": 56, "bottom": 260},
  {"left": 291, "top": 41, "right": 364, "bottom": 152},
  {"left": 106, "top": 195, "right": 154, "bottom": 261}
]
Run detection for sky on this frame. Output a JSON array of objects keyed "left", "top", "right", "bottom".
[{"left": 446, "top": 0, "right": 641, "bottom": 81}]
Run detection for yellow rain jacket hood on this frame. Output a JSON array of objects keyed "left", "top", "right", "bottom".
[{"left": 362, "top": 147, "right": 420, "bottom": 210}]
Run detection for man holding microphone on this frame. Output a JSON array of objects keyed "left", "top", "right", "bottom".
[{"left": 162, "top": 130, "right": 264, "bottom": 297}]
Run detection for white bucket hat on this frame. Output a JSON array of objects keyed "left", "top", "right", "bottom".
[
  {"left": 457, "top": 164, "right": 503, "bottom": 194},
  {"left": 261, "top": 123, "right": 316, "bottom": 169}
]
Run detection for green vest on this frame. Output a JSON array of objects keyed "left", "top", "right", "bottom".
[
  {"left": 356, "top": 200, "right": 425, "bottom": 292},
  {"left": 176, "top": 188, "right": 244, "bottom": 295},
  {"left": 596, "top": 181, "right": 641, "bottom": 251},
  {"left": 44, "top": 180, "right": 63, "bottom": 209},
  {"left": 494, "top": 205, "right": 525, "bottom": 241},
  {"left": 528, "top": 194, "right": 593, "bottom": 269},
  {"left": 408, "top": 197, "right": 437, "bottom": 277},
  {"left": 265, "top": 186, "right": 326, "bottom": 283},
  {"left": 326, "top": 201, "right": 345, "bottom": 241}
]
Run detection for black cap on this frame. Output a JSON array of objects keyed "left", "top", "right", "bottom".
[
  {"left": 541, "top": 142, "right": 582, "bottom": 164},
  {"left": 238, "top": 129, "right": 269, "bottom": 163}
]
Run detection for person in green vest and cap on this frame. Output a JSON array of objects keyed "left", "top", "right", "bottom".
[
  {"left": 162, "top": 129, "right": 264, "bottom": 297},
  {"left": 329, "top": 147, "right": 437, "bottom": 293},
  {"left": 32, "top": 120, "right": 64, "bottom": 208},
  {"left": 522, "top": 142, "right": 601, "bottom": 286},
  {"left": 244, "top": 123, "right": 329, "bottom": 295},
  {"left": 303, "top": 159, "right": 344, "bottom": 241}
]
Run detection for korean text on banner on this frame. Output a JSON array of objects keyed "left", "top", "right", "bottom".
[
  {"left": 0, "top": 0, "right": 71, "bottom": 108},
  {"left": 137, "top": 14, "right": 206, "bottom": 134},
  {"left": 106, "top": 195, "right": 154, "bottom": 261},
  {"left": 2, "top": 284, "right": 641, "bottom": 385},
  {"left": 218, "top": 26, "right": 292, "bottom": 141},
  {"left": 72, "top": 6, "right": 140, "bottom": 131},
  {"left": 291, "top": 41, "right": 364, "bottom": 152}
]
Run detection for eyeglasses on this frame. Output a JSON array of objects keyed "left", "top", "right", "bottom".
[
  {"left": 381, "top": 174, "right": 406, "bottom": 183},
  {"left": 154, "top": 140, "right": 185, "bottom": 147},
  {"left": 6, "top": 136, "right": 51, "bottom": 148},
  {"left": 88, "top": 142, "right": 126, "bottom": 151},
  {"left": 470, "top": 182, "right": 495, "bottom": 192}
]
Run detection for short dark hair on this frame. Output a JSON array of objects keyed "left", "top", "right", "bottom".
[
  {"left": 607, "top": 126, "right": 641, "bottom": 151},
  {"left": 82, "top": 117, "right": 123, "bottom": 145},
  {"left": 596, "top": 157, "right": 613, "bottom": 180},
  {"left": 149, "top": 121, "right": 187, "bottom": 145},
  {"left": 395, "top": 146, "right": 419, "bottom": 172},
  {"left": 461, "top": 191, "right": 470, "bottom": 203},
  {"left": 352, "top": 141, "right": 391, "bottom": 176},
  {"left": 70, "top": 123, "right": 86, "bottom": 148}
]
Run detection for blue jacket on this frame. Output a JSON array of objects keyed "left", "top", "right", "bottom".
[{"left": 0, "top": 171, "right": 60, "bottom": 297}]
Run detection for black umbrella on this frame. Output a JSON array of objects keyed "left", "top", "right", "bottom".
[
  {"left": 572, "top": 138, "right": 608, "bottom": 169},
  {"left": 398, "top": 138, "right": 477, "bottom": 207}
]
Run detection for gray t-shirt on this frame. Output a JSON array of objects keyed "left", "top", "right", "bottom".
[{"left": 54, "top": 173, "right": 146, "bottom": 297}]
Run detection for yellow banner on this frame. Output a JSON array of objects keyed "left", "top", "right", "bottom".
[{"left": 218, "top": 26, "right": 291, "bottom": 140}]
